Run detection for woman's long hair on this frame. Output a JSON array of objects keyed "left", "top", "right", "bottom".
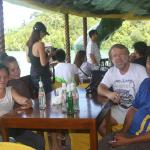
[
  {"left": 26, "top": 30, "right": 41, "bottom": 49},
  {"left": 74, "top": 50, "right": 86, "bottom": 68}
]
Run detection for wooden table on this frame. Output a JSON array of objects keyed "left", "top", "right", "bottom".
[{"left": 0, "top": 88, "right": 106, "bottom": 150}]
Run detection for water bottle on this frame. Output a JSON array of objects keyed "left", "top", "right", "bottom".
[
  {"left": 40, "top": 109, "right": 46, "bottom": 118},
  {"left": 66, "top": 84, "right": 74, "bottom": 114},
  {"left": 71, "top": 83, "right": 79, "bottom": 112},
  {"left": 38, "top": 78, "right": 46, "bottom": 110},
  {"left": 61, "top": 83, "right": 67, "bottom": 113}
]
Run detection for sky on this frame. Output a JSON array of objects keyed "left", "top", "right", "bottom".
[{"left": 3, "top": 1, "right": 37, "bottom": 29}]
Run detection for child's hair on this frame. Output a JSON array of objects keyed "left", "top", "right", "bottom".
[
  {"left": 3, "top": 56, "right": 18, "bottom": 67},
  {"left": 0, "top": 63, "right": 9, "bottom": 75},
  {"left": 55, "top": 49, "right": 66, "bottom": 62}
]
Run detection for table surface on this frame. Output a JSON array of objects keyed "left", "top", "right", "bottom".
[
  {"left": 0, "top": 88, "right": 108, "bottom": 150},
  {"left": 1, "top": 88, "right": 105, "bottom": 120}
]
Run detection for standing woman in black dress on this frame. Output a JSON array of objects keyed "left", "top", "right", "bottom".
[{"left": 26, "top": 22, "right": 52, "bottom": 94}]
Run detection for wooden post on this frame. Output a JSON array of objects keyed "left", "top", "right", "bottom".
[
  {"left": 64, "top": 14, "right": 70, "bottom": 63},
  {"left": 83, "top": 17, "right": 87, "bottom": 50},
  {"left": 0, "top": 0, "right": 5, "bottom": 52}
]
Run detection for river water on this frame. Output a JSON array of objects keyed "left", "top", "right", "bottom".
[
  {"left": 7, "top": 51, "right": 108, "bottom": 77},
  {"left": 7, "top": 51, "right": 31, "bottom": 77}
]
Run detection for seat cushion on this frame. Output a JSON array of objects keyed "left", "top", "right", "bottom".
[
  {"left": 70, "top": 132, "right": 102, "bottom": 150},
  {"left": 112, "top": 124, "right": 123, "bottom": 132},
  {"left": 0, "top": 142, "right": 35, "bottom": 150}
]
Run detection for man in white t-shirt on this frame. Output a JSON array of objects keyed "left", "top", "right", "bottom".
[
  {"left": 86, "top": 30, "right": 101, "bottom": 66},
  {"left": 97, "top": 44, "right": 148, "bottom": 136},
  {"left": 54, "top": 49, "right": 79, "bottom": 85}
]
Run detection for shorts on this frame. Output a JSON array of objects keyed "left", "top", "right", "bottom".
[{"left": 111, "top": 105, "right": 129, "bottom": 124}]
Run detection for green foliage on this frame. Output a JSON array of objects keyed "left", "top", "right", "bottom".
[
  {"left": 5, "top": 12, "right": 97, "bottom": 51},
  {"left": 101, "top": 20, "right": 150, "bottom": 51},
  {"left": 5, "top": 11, "right": 150, "bottom": 53}
]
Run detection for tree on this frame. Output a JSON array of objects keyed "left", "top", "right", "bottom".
[{"left": 5, "top": 12, "right": 150, "bottom": 53}]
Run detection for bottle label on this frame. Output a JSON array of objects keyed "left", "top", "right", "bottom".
[
  {"left": 66, "top": 92, "right": 74, "bottom": 114},
  {"left": 39, "top": 92, "right": 46, "bottom": 110}
]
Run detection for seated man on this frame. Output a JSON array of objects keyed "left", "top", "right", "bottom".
[
  {"left": 55, "top": 49, "right": 79, "bottom": 85},
  {"left": 99, "top": 84, "right": 150, "bottom": 150},
  {"left": 99, "top": 50, "right": 150, "bottom": 150},
  {"left": 98, "top": 44, "right": 148, "bottom": 136}
]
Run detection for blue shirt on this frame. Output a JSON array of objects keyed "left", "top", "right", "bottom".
[
  {"left": 132, "top": 78, "right": 150, "bottom": 110},
  {"left": 129, "top": 78, "right": 150, "bottom": 135}
]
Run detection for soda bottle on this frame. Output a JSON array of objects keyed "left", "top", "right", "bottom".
[
  {"left": 66, "top": 84, "right": 74, "bottom": 114},
  {"left": 38, "top": 77, "right": 46, "bottom": 110}
]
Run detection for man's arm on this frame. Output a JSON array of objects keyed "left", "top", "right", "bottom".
[
  {"left": 98, "top": 84, "right": 111, "bottom": 97},
  {"left": 130, "top": 132, "right": 150, "bottom": 143},
  {"left": 111, "top": 131, "right": 150, "bottom": 147},
  {"left": 110, "top": 107, "right": 138, "bottom": 147},
  {"left": 97, "top": 84, "right": 120, "bottom": 103}
]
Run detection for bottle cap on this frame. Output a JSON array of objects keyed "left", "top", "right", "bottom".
[{"left": 39, "top": 80, "right": 43, "bottom": 87}]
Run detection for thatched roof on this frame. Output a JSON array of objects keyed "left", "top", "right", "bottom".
[{"left": 4, "top": 0, "right": 150, "bottom": 19}]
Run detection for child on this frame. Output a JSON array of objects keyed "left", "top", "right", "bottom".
[
  {"left": 3, "top": 56, "right": 20, "bottom": 80},
  {"left": 55, "top": 49, "right": 79, "bottom": 85},
  {"left": 0, "top": 64, "right": 44, "bottom": 150},
  {"left": 3, "top": 56, "right": 33, "bottom": 98}
]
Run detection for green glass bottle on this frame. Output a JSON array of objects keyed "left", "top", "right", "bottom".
[{"left": 66, "top": 84, "right": 74, "bottom": 114}]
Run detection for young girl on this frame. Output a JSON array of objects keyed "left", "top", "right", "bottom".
[
  {"left": 3, "top": 55, "right": 20, "bottom": 80},
  {"left": 0, "top": 64, "right": 44, "bottom": 150},
  {"left": 3, "top": 56, "right": 33, "bottom": 98}
]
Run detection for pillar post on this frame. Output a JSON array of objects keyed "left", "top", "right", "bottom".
[
  {"left": 64, "top": 14, "right": 70, "bottom": 63},
  {"left": 0, "top": 0, "right": 5, "bottom": 52},
  {"left": 83, "top": 17, "right": 87, "bottom": 50}
]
